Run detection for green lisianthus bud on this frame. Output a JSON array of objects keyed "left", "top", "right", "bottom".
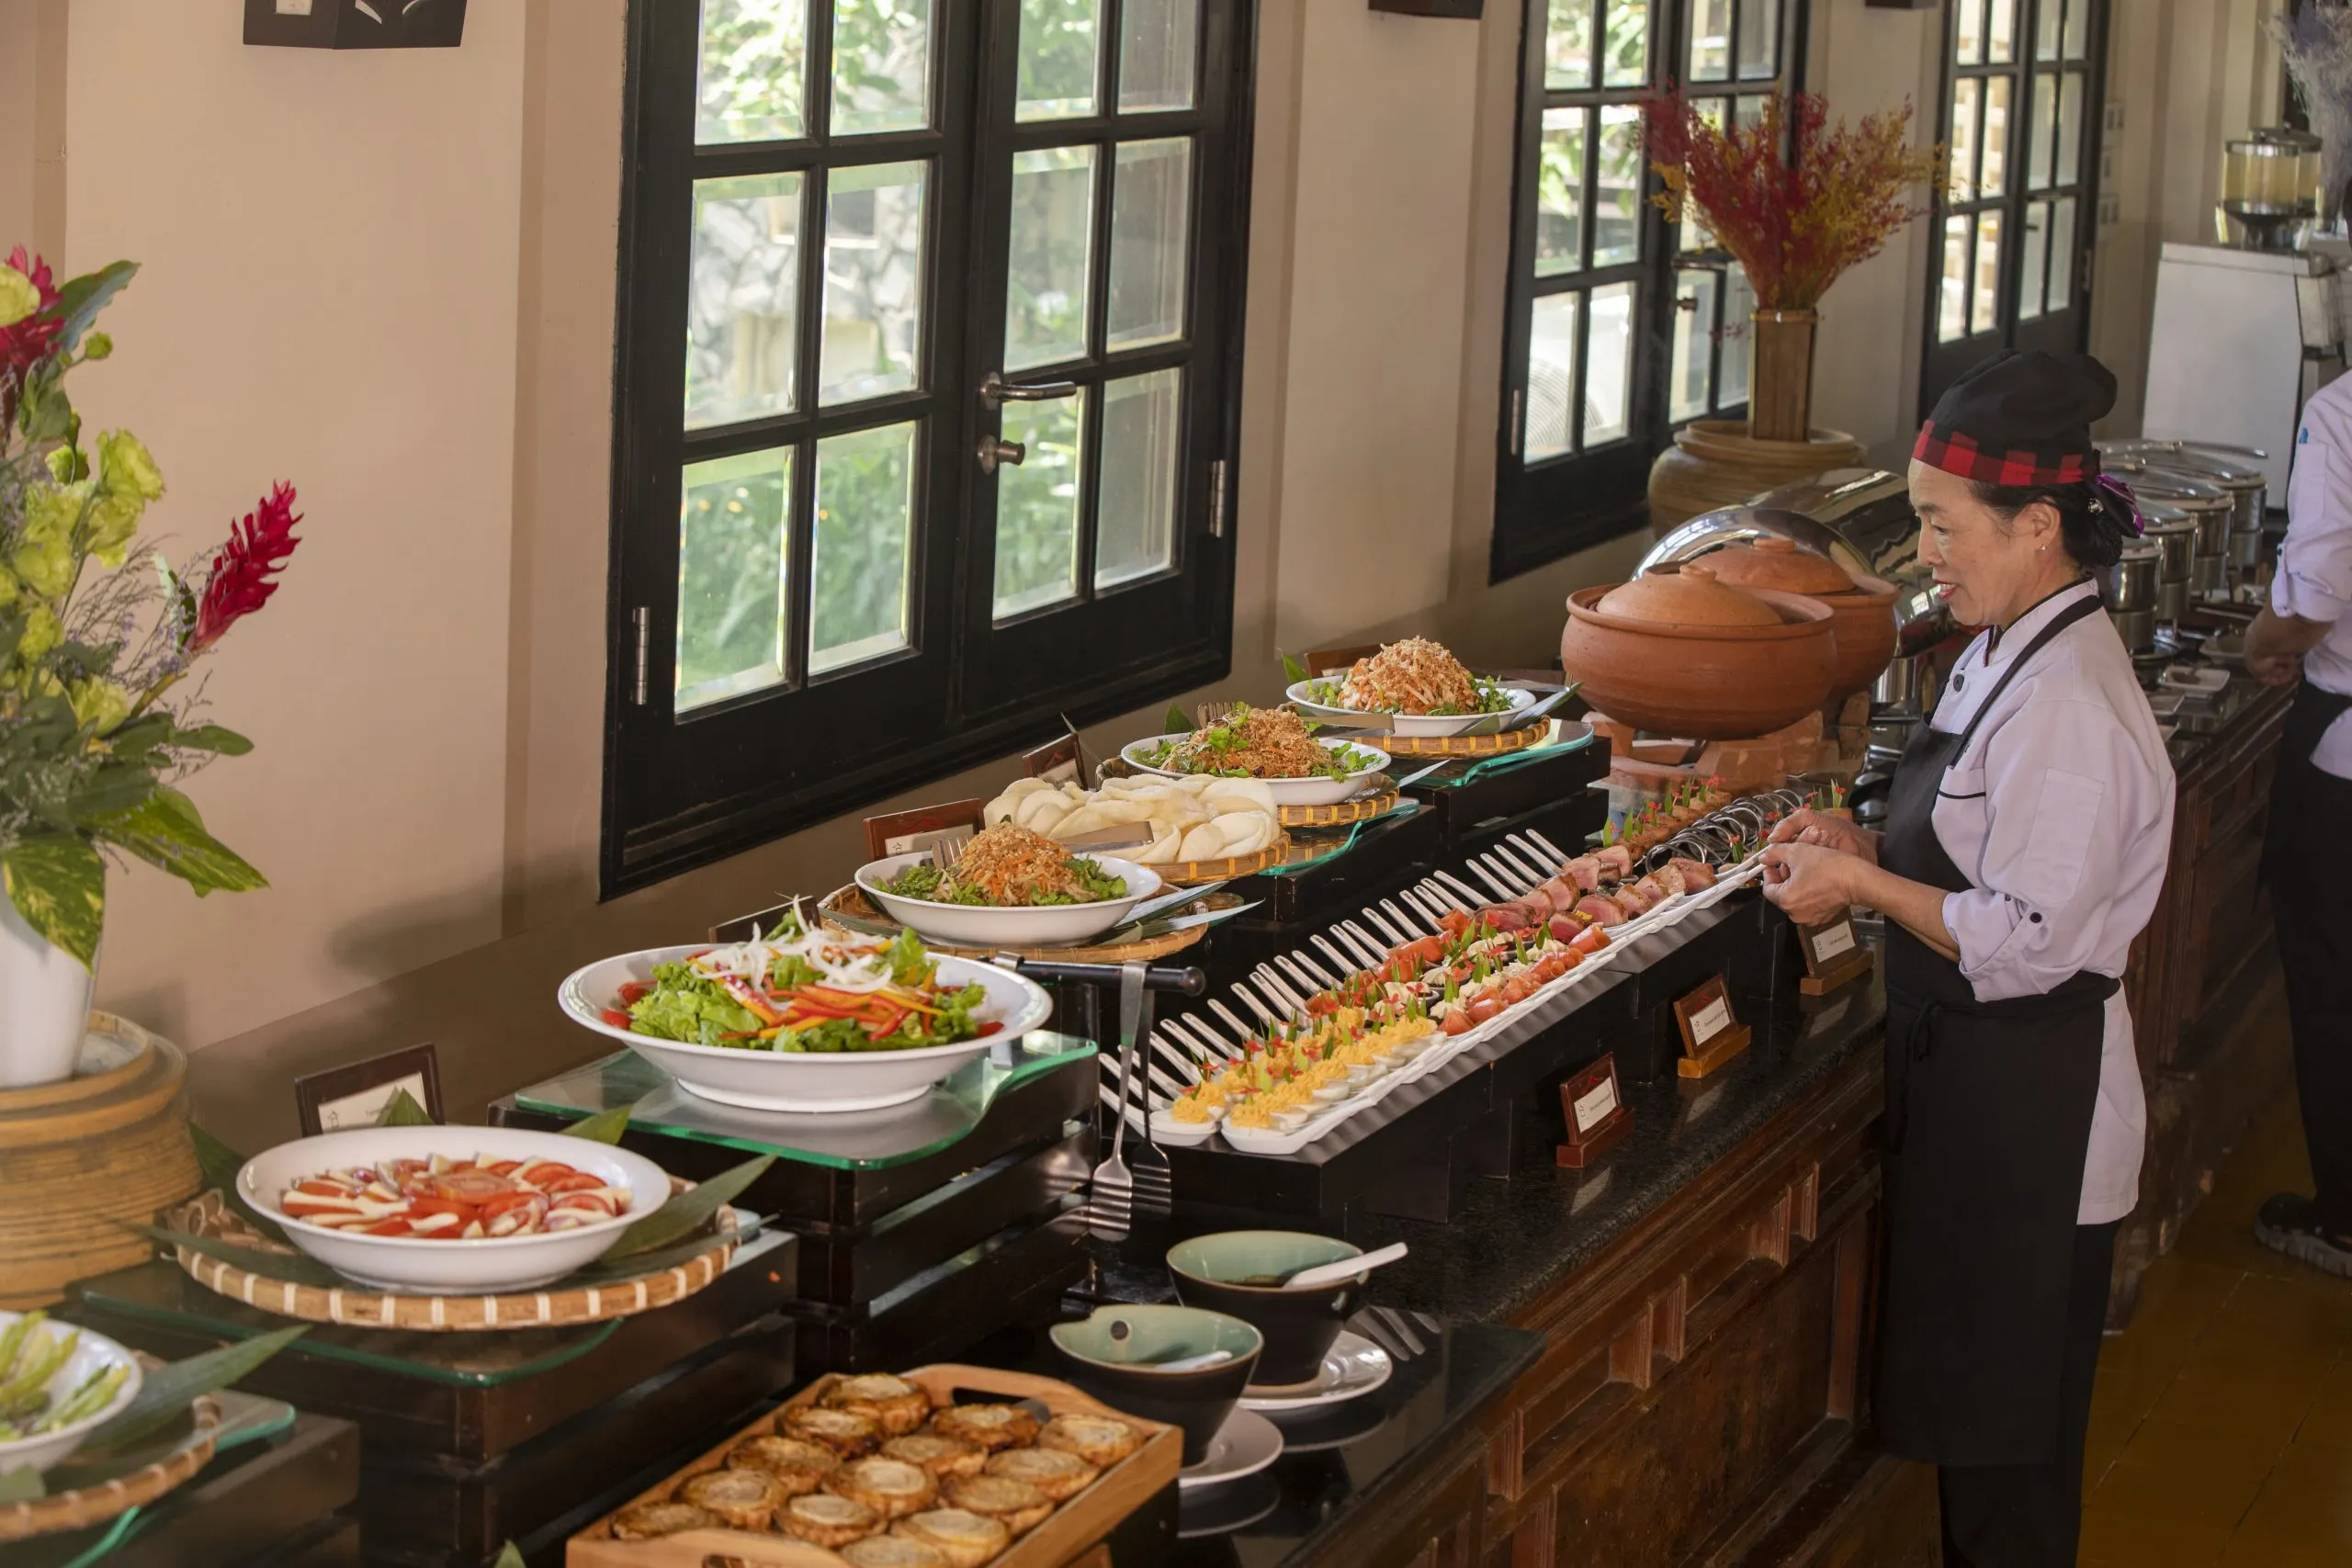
[
  {"left": 17, "top": 604, "right": 62, "bottom": 663},
  {"left": 96, "top": 430, "right": 164, "bottom": 502},
  {"left": 67, "top": 677, "right": 133, "bottom": 735},
  {"left": 82, "top": 332, "right": 112, "bottom": 361},
  {"left": 0, "top": 265, "right": 37, "bottom": 329}
]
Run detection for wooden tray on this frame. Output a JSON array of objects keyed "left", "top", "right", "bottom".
[
  {"left": 0, "top": 1392, "right": 222, "bottom": 1543},
  {"left": 569, "top": 1363, "right": 1182, "bottom": 1567},
  {"left": 820, "top": 886, "right": 1226, "bottom": 964},
  {"left": 1153, "top": 832, "right": 1288, "bottom": 884},
  {"left": 1277, "top": 784, "right": 1400, "bottom": 829},
  {"left": 162, "top": 1187, "right": 741, "bottom": 1331},
  {"left": 1380, "top": 724, "right": 1550, "bottom": 759}
]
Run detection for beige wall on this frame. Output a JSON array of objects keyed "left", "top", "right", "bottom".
[{"left": 5, "top": 0, "right": 2245, "bottom": 1147}]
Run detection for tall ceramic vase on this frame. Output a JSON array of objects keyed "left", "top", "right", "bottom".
[
  {"left": 1747, "top": 309, "right": 1819, "bottom": 443},
  {"left": 0, "top": 897, "right": 91, "bottom": 1089}
]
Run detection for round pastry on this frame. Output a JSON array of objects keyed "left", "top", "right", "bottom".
[
  {"left": 727, "top": 1434, "right": 840, "bottom": 1495},
  {"left": 785, "top": 1404, "right": 884, "bottom": 1455},
  {"left": 824, "top": 1456, "right": 940, "bottom": 1519},
  {"left": 944, "top": 1474, "right": 1053, "bottom": 1536},
  {"left": 883, "top": 1431, "right": 988, "bottom": 1479},
  {"left": 840, "top": 1538, "right": 951, "bottom": 1568},
  {"left": 608, "top": 1501, "right": 720, "bottom": 1540},
  {"left": 676, "top": 1468, "right": 786, "bottom": 1530},
  {"left": 984, "top": 1445, "right": 1098, "bottom": 1502},
  {"left": 1035, "top": 1413, "right": 1139, "bottom": 1466},
  {"left": 930, "top": 1403, "right": 1041, "bottom": 1451},
  {"left": 824, "top": 1373, "right": 933, "bottom": 1436},
  {"left": 778, "top": 1491, "right": 882, "bottom": 1549},
  {"left": 892, "top": 1507, "right": 1012, "bottom": 1568}
]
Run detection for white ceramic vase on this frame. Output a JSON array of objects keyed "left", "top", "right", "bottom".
[{"left": 0, "top": 896, "right": 92, "bottom": 1089}]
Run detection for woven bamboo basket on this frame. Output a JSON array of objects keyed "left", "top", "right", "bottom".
[
  {"left": 162, "top": 1187, "right": 741, "bottom": 1331},
  {"left": 1278, "top": 784, "right": 1400, "bottom": 829},
  {"left": 0, "top": 1391, "right": 223, "bottom": 1543},
  {"left": 1379, "top": 725, "right": 1550, "bottom": 760},
  {"left": 0, "top": 1014, "right": 201, "bottom": 1309}
]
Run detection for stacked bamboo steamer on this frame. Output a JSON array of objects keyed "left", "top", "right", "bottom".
[{"left": 0, "top": 1013, "right": 200, "bottom": 1308}]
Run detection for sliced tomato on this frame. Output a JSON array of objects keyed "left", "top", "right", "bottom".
[
  {"left": 977, "top": 1021, "right": 1003, "bottom": 1037},
  {"left": 539, "top": 1171, "right": 610, "bottom": 1195},
  {"left": 355, "top": 1218, "right": 415, "bottom": 1236},
  {"left": 512, "top": 1159, "right": 578, "bottom": 1189},
  {"left": 617, "top": 980, "right": 653, "bottom": 1006},
  {"left": 601, "top": 1008, "right": 634, "bottom": 1029}
]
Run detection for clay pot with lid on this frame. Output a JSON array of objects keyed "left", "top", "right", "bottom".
[
  {"left": 1695, "top": 536, "right": 1900, "bottom": 703},
  {"left": 1559, "top": 563, "right": 1838, "bottom": 739}
]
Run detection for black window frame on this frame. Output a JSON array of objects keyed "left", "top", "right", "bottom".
[
  {"left": 602, "top": 0, "right": 1257, "bottom": 897},
  {"left": 1917, "top": 0, "right": 2108, "bottom": 416},
  {"left": 1493, "top": 0, "right": 1809, "bottom": 582}
]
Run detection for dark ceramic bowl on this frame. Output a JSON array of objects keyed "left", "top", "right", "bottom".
[
  {"left": 1048, "top": 1304, "right": 1262, "bottom": 1465},
  {"left": 1167, "top": 1230, "right": 1367, "bottom": 1389}
]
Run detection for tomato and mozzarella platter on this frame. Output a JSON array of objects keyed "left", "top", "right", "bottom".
[{"left": 278, "top": 1154, "right": 634, "bottom": 1239}]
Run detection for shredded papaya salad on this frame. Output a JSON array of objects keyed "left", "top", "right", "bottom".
[{"left": 603, "top": 918, "right": 999, "bottom": 1054}]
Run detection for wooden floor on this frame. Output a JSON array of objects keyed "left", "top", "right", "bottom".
[{"left": 2081, "top": 988, "right": 2352, "bottom": 1564}]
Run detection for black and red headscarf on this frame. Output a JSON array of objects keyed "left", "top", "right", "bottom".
[{"left": 1913, "top": 350, "right": 2118, "bottom": 487}]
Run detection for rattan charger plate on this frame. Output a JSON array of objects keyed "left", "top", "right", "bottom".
[
  {"left": 1278, "top": 781, "right": 1401, "bottom": 829},
  {"left": 1380, "top": 723, "right": 1551, "bottom": 759},
  {"left": 0, "top": 1391, "right": 222, "bottom": 1543},
  {"left": 162, "top": 1186, "right": 740, "bottom": 1331},
  {"left": 820, "top": 885, "right": 1238, "bottom": 962}
]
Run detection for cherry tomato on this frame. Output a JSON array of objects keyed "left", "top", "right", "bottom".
[
  {"left": 617, "top": 980, "right": 653, "bottom": 1006},
  {"left": 601, "top": 1008, "right": 634, "bottom": 1029},
  {"left": 977, "top": 1021, "right": 1004, "bottom": 1037}
]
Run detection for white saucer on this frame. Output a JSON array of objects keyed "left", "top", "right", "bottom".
[
  {"left": 1238, "top": 1330, "right": 1394, "bottom": 1412},
  {"left": 1177, "top": 1406, "right": 1284, "bottom": 1490}
]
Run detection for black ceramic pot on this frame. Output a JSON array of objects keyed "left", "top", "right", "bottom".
[
  {"left": 1048, "top": 1304, "right": 1262, "bottom": 1464},
  {"left": 1167, "top": 1231, "right": 1367, "bottom": 1388}
]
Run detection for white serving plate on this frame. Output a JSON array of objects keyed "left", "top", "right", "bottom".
[
  {"left": 0, "top": 1313, "right": 141, "bottom": 1477},
  {"left": 855, "top": 852, "right": 1162, "bottom": 949},
  {"left": 1121, "top": 735, "right": 1390, "bottom": 808},
  {"left": 1283, "top": 679, "right": 1538, "bottom": 739},
  {"left": 237, "top": 1126, "right": 672, "bottom": 1293},
  {"left": 558, "top": 943, "right": 1054, "bottom": 1113}
]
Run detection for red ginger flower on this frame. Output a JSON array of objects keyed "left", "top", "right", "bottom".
[
  {"left": 192, "top": 482, "right": 302, "bottom": 651},
  {"left": 0, "top": 246, "right": 63, "bottom": 424}
]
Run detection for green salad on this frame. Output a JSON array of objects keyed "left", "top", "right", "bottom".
[{"left": 611, "top": 920, "right": 995, "bottom": 1053}]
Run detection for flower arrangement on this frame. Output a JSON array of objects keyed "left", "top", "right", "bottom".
[
  {"left": 1642, "top": 90, "right": 1944, "bottom": 313},
  {"left": 2273, "top": 6, "right": 2352, "bottom": 227},
  {"left": 0, "top": 250, "right": 302, "bottom": 968}
]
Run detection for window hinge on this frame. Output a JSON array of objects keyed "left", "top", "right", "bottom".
[
  {"left": 1208, "top": 457, "right": 1229, "bottom": 538},
  {"left": 631, "top": 606, "right": 650, "bottom": 706},
  {"left": 2079, "top": 248, "right": 2095, "bottom": 298},
  {"left": 1510, "top": 389, "right": 1523, "bottom": 456}
]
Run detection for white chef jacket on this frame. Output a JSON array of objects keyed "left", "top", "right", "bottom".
[
  {"left": 2277, "top": 373, "right": 2352, "bottom": 778},
  {"left": 1927, "top": 578, "right": 2177, "bottom": 1224}
]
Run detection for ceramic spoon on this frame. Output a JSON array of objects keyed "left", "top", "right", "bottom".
[
  {"left": 1281, "top": 1241, "right": 1409, "bottom": 1291},
  {"left": 1104, "top": 1317, "right": 1236, "bottom": 1371}
]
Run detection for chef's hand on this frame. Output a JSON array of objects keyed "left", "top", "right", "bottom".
[
  {"left": 2247, "top": 650, "right": 2302, "bottom": 688},
  {"left": 1766, "top": 807, "right": 1879, "bottom": 865},
  {"left": 1759, "top": 841, "right": 1859, "bottom": 926}
]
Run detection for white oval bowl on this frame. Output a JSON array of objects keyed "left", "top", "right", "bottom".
[
  {"left": 558, "top": 944, "right": 1054, "bottom": 1113},
  {"left": 1283, "top": 679, "right": 1536, "bottom": 739},
  {"left": 238, "top": 1127, "right": 672, "bottom": 1293},
  {"left": 0, "top": 1313, "right": 141, "bottom": 1475},
  {"left": 854, "top": 853, "right": 1162, "bottom": 949},
  {"left": 1119, "top": 735, "right": 1389, "bottom": 807}
]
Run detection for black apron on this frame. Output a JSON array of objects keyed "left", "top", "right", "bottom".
[
  {"left": 1876, "top": 592, "right": 2120, "bottom": 1468},
  {"left": 2259, "top": 681, "right": 2352, "bottom": 892}
]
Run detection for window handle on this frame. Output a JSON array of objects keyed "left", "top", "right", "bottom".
[
  {"left": 978, "top": 436, "right": 1027, "bottom": 475},
  {"left": 980, "top": 370, "right": 1079, "bottom": 409}
]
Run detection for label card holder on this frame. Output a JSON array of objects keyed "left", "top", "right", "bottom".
[
  {"left": 1555, "top": 1052, "right": 1633, "bottom": 1168},
  {"left": 1797, "top": 908, "right": 1874, "bottom": 997},
  {"left": 1674, "top": 975, "right": 1752, "bottom": 1079},
  {"left": 863, "top": 798, "right": 987, "bottom": 862},
  {"left": 1021, "top": 730, "right": 1086, "bottom": 786},
  {"left": 295, "top": 1044, "right": 443, "bottom": 1136}
]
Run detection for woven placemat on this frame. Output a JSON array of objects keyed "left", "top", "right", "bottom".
[
  {"left": 1380, "top": 724, "right": 1550, "bottom": 759},
  {"left": 162, "top": 1187, "right": 738, "bottom": 1331},
  {"left": 0, "top": 1392, "right": 221, "bottom": 1543},
  {"left": 820, "top": 886, "right": 1227, "bottom": 962}
]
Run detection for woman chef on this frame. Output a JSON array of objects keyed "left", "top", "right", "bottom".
[{"left": 1759, "top": 351, "right": 2174, "bottom": 1567}]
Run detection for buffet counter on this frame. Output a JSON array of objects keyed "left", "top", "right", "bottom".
[{"left": 1070, "top": 963, "right": 1901, "bottom": 1568}]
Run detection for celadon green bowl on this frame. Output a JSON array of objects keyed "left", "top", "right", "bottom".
[
  {"left": 1167, "top": 1230, "right": 1368, "bottom": 1387},
  {"left": 1048, "top": 1303, "right": 1262, "bottom": 1463}
]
